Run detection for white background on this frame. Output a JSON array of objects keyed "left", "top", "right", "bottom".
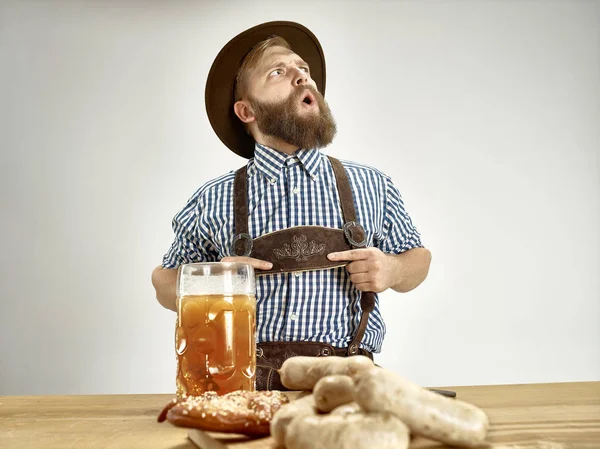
[{"left": 1, "top": 0, "right": 598, "bottom": 395}]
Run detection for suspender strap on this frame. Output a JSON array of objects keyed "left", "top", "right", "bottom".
[{"left": 232, "top": 166, "right": 252, "bottom": 256}]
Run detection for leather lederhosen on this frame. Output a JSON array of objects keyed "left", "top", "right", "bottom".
[{"left": 232, "top": 156, "right": 375, "bottom": 391}]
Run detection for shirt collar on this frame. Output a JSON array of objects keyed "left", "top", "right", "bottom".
[{"left": 253, "top": 142, "right": 323, "bottom": 181}]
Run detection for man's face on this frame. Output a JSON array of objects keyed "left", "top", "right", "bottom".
[{"left": 244, "top": 46, "right": 336, "bottom": 150}]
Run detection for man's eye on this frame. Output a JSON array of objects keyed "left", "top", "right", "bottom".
[
  {"left": 269, "top": 69, "right": 283, "bottom": 76},
  {"left": 300, "top": 67, "right": 309, "bottom": 73}
]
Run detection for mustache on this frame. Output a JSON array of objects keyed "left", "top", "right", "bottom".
[
  {"left": 248, "top": 84, "right": 324, "bottom": 108},
  {"left": 291, "top": 84, "right": 321, "bottom": 100}
]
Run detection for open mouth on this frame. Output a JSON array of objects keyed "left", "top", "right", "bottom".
[{"left": 300, "top": 91, "right": 316, "bottom": 107}]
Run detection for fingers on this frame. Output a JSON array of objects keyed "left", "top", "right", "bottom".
[
  {"left": 353, "top": 282, "right": 384, "bottom": 294},
  {"left": 221, "top": 256, "right": 273, "bottom": 270},
  {"left": 327, "top": 249, "right": 370, "bottom": 262},
  {"left": 349, "top": 272, "right": 370, "bottom": 284},
  {"left": 353, "top": 282, "right": 371, "bottom": 292},
  {"left": 349, "top": 273, "right": 384, "bottom": 293},
  {"left": 345, "top": 261, "right": 370, "bottom": 274}
]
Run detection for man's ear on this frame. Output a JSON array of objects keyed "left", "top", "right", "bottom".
[{"left": 234, "top": 100, "right": 255, "bottom": 124}]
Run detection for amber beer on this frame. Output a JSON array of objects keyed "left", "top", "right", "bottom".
[{"left": 175, "top": 263, "right": 256, "bottom": 397}]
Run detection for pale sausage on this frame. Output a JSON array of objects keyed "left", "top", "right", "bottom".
[
  {"left": 269, "top": 393, "right": 317, "bottom": 447},
  {"left": 279, "top": 355, "right": 374, "bottom": 390},
  {"left": 354, "top": 367, "right": 489, "bottom": 447},
  {"left": 313, "top": 375, "right": 355, "bottom": 413},
  {"left": 285, "top": 412, "right": 410, "bottom": 449}
]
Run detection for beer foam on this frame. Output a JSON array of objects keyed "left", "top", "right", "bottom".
[{"left": 179, "top": 265, "right": 255, "bottom": 296}]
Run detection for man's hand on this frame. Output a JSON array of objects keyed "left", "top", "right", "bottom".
[
  {"left": 152, "top": 257, "right": 273, "bottom": 312},
  {"left": 327, "top": 247, "right": 397, "bottom": 293},
  {"left": 220, "top": 256, "right": 273, "bottom": 271},
  {"left": 327, "top": 247, "right": 431, "bottom": 293}
]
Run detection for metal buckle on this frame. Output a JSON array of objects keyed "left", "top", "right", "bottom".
[
  {"left": 348, "top": 343, "right": 359, "bottom": 355},
  {"left": 319, "top": 347, "right": 331, "bottom": 357},
  {"left": 232, "top": 233, "right": 253, "bottom": 257},
  {"left": 343, "top": 221, "right": 367, "bottom": 248}
]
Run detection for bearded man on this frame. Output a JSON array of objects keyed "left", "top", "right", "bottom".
[{"left": 151, "top": 21, "right": 432, "bottom": 390}]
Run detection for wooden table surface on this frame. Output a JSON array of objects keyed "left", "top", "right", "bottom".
[{"left": 1, "top": 382, "right": 598, "bottom": 449}]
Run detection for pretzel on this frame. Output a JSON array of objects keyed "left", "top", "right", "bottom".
[{"left": 157, "top": 390, "right": 290, "bottom": 437}]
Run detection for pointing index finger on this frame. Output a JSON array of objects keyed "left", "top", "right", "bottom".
[{"left": 327, "top": 249, "right": 368, "bottom": 261}]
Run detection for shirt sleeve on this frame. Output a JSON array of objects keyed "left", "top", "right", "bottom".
[
  {"left": 377, "top": 176, "right": 423, "bottom": 254},
  {"left": 161, "top": 193, "right": 220, "bottom": 269}
]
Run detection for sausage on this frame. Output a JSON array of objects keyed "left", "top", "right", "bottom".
[
  {"left": 269, "top": 393, "right": 317, "bottom": 447},
  {"left": 279, "top": 355, "right": 374, "bottom": 390},
  {"left": 285, "top": 412, "right": 410, "bottom": 449},
  {"left": 313, "top": 375, "right": 355, "bottom": 413},
  {"left": 330, "top": 402, "right": 362, "bottom": 416},
  {"left": 354, "top": 367, "right": 489, "bottom": 447}
]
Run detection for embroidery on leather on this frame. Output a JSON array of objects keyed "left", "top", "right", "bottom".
[
  {"left": 273, "top": 235, "right": 326, "bottom": 262},
  {"left": 282, "top": 351, "right": 298, "bottom": 362}
]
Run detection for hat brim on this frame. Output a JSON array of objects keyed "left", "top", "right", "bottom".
[{"left": 205, "top": 21, "right": 326, "bottom": 159}]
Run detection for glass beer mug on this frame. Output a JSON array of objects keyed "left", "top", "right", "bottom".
[{"left": 175, "top": 262, "right": 256, "bottom": 397}]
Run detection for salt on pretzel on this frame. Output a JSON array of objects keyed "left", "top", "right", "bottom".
[{"left": 157, "top": 390, "right": 289, "bottom": 437}]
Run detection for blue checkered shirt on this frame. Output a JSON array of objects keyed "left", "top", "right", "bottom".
[{"left": 162, "top": 143, "right": 423, "bottom": 353}]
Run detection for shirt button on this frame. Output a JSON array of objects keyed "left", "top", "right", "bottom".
[
  {"left": 292, "top": 186, "right": 299, "bottom": 194},
  {"left": 310, "top": 174, "right": 317, "bottom": 181},
  {"left": 290, "top": 314, "right": 297, "bottom": 320},
  {"left": 269, "top": 178, "right": 276, "bottom": 184},
  {"left": 294, "top": 271, "right": 301, "bottom": 277}
]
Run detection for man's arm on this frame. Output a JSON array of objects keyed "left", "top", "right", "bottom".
[
  {"left": 386, "top": 247, "right": 431, "bottom": 293},
  {"left": 327, "top": 246, "right": 431, "bottom": 294},
  {"left": 152, "top": 266, "right": 179, "bottom": 312}
]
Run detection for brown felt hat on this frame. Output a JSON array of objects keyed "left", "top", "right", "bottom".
[{"left": 205, "top": 21, "right": 326, "bottom": 159}]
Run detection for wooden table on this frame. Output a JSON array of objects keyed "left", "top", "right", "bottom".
[{"left": 1, "top": 382, "right": 598, "bottom": 449}]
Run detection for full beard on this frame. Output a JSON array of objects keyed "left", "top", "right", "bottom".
[{"left": 248, "top": 86, "right": 337, "bottom": 150}]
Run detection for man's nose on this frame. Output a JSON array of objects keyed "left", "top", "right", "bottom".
[{"left": 292, "top": 68, "right": 308, "bottom": 86}]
